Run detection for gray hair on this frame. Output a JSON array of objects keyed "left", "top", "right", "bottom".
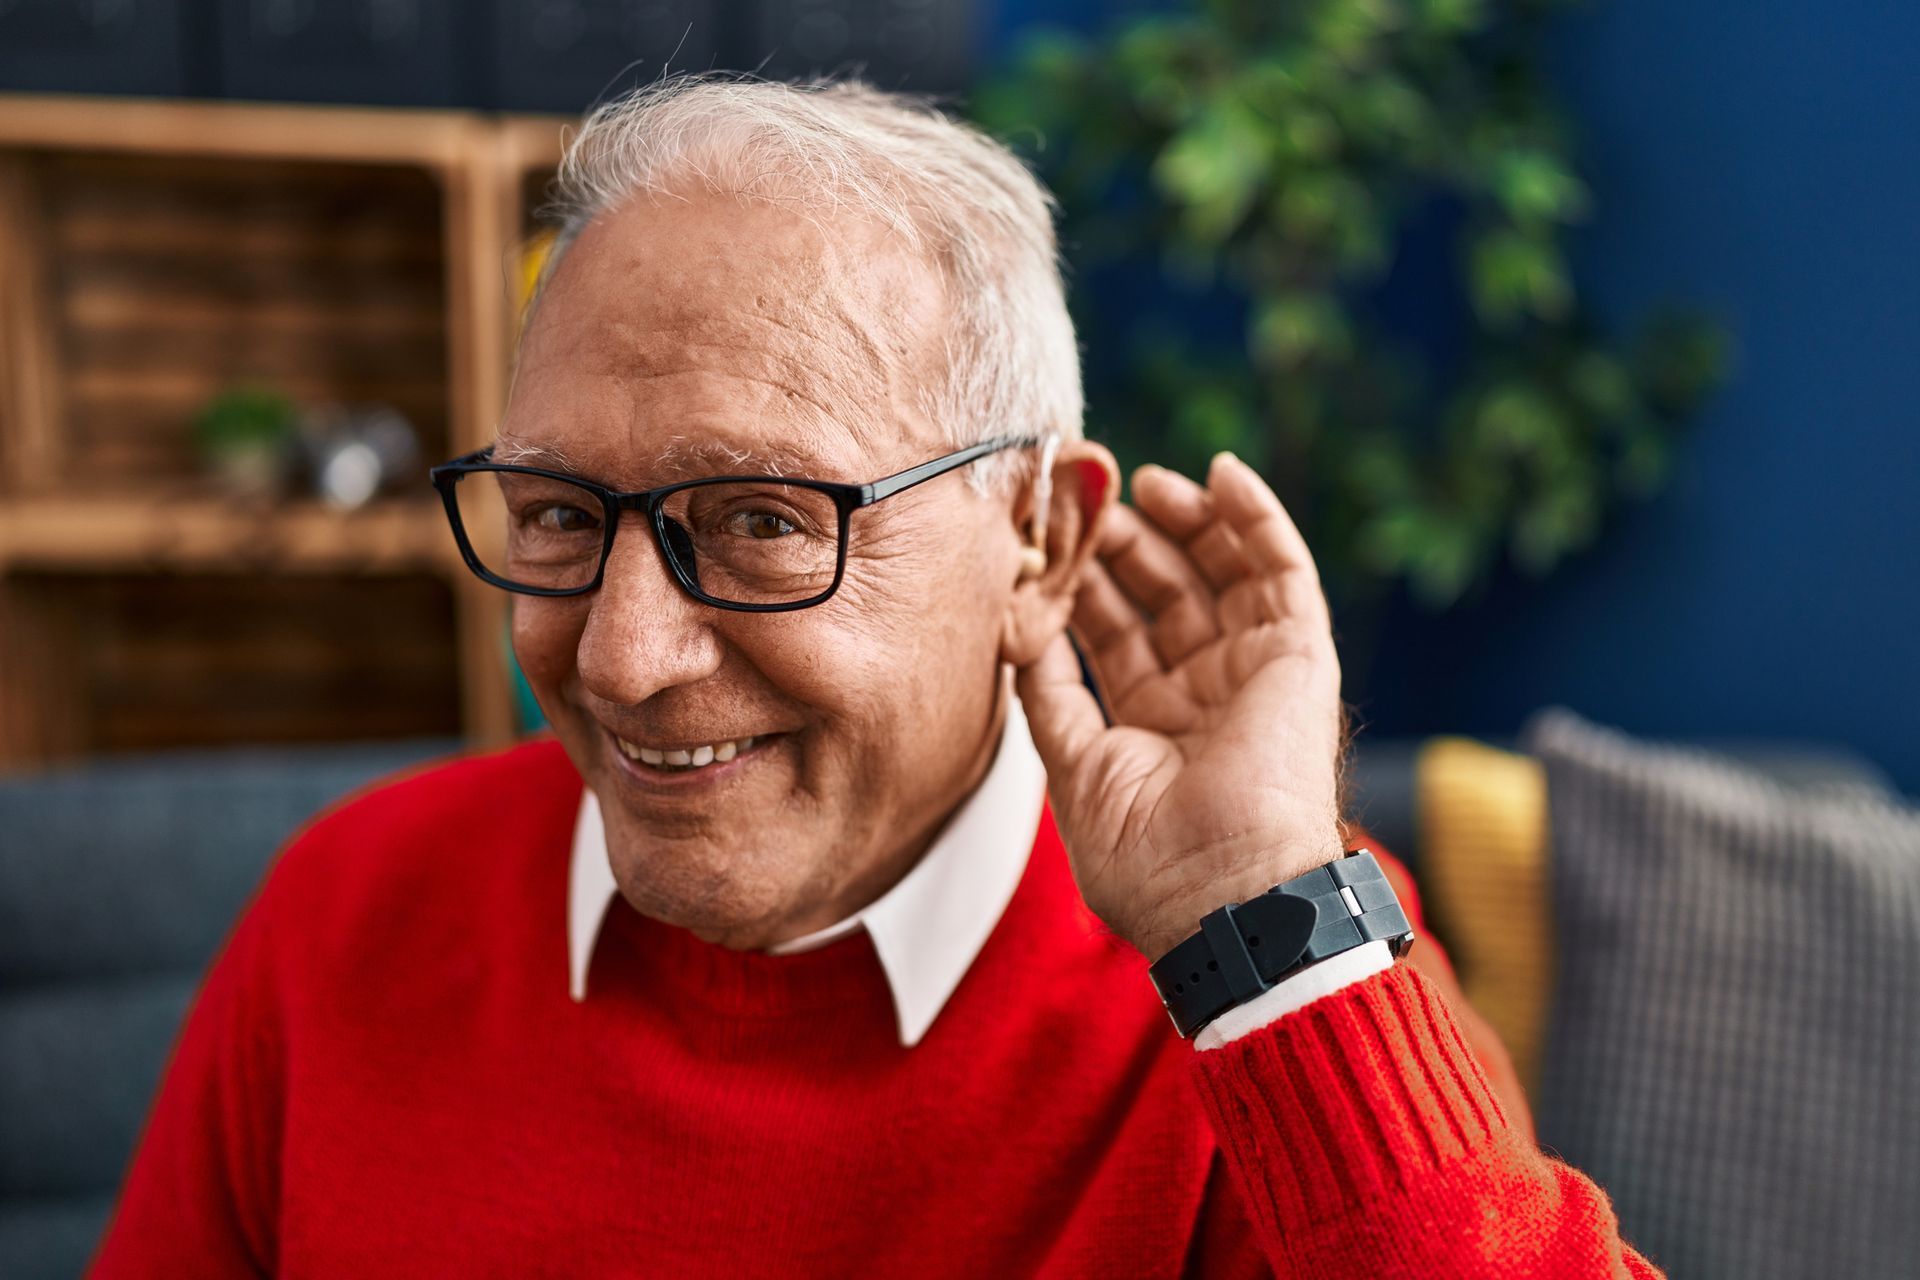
[{"left": 535, "top": 73, "right": 1083, "bottom": 490}]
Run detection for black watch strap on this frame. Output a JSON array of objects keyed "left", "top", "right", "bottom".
[{"left": 1146, "top": 850, "right": 1416, "bottom": 1039}]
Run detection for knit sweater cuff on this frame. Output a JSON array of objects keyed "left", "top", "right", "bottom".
[{"left": 1187, "top": 959, "right": 1512, "bottom": 1232}]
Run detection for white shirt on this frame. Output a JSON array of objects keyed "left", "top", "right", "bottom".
[{"left": 568, "top": 697, "right": 1391, "bottom": 1050}]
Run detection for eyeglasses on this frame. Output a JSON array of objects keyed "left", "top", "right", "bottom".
[{"left": 429, "top": 435, "right": 1037, "bottom": 612}]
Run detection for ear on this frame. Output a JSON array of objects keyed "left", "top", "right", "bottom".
[{"left": 1000, "top": 439, "right": 1119, "bottom": 668}]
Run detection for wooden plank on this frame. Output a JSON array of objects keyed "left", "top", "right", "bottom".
[
  {"left": 65, "top": 324, "right": 445, "bottom": 385},
  {"left": 64, "top": 367, "right": 449, "bottom": 416},
  {"left": 63, "top": 572, "right": 462, "bottom": 752},
  {"left": 0, "top": 94, "right": 483, "bottom": 171},
  {"left": 0, "top": 493, "right": 462, "bottom": 575},
  {"left": 0, "top": 577, "right": 85, "bottom": 763},
  {"left": 455, "top": 575, "right": 518, "bottom": 746},
  {"left": 58, "top": 249, "right": 443, "bottom": 311},
  {"left": 0, "top": 154, "right": 66, "bottom": 490},
  {"left": 53, "top": 205, "right": 445, "bottom": 266},
  {"left": 495, "top": 117, "right": 570, "bottom": 179},
  {"left": 46, "top": 156, "right": 446, "bottom": 278},
  {"left": 62, "top": 286, "right": 444, "bottom": 341},
  {"left": 444, "top": 127, "right": 537, "bottom": 745}
]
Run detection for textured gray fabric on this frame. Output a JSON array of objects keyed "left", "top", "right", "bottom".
[
  {"left": 0, "top": 976, "right": 200, "bottom": 1196},
  {"left": 0, "top": 1200, "right": 116, "bottom": 1280},
  {"left": 0, "top": 740, "right": 462, "bottom": 981},
  {"left": 0, "top": 739, "right": 458, "bottom": 1280},
  {"left": 1526, "top": 709, "right": 1920, "bottom": 1280}
]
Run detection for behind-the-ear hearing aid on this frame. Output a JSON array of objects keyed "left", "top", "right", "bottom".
[{"left": 1017, "top": 437, "right": 1062, "bottom": 582}]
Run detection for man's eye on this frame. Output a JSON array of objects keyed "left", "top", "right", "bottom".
[
  {"left": 728, "top": 511, "right": 797, "bottom": 540},
  {"left": 533, "top": 505, "right": 599, "bottom": 534}
]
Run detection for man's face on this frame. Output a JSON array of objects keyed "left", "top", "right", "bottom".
[{"left": 506, "top": 191, "right": 1026, "bottom": 949}]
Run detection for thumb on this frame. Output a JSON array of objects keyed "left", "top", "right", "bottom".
[{"left": 1014, "top": 632, "right": 1108, "bottom": 775}]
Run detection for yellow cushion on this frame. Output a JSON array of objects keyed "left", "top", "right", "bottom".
[{"left": 1415, "top": 737, "right": 1554, "bottom": 1099}]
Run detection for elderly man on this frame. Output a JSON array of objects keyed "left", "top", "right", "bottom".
[{"left": 94, "top": 78, "right": 1653, "bottom": 1277}]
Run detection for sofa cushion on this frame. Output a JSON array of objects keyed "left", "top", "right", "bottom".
[
  {"left": 0, "top": 976, "right": 200, "bottom": 1197},
  {"left": 1526, "top": 708, "right": 1920, "bottom": 1280},
  {"left": 1415, "top": 736, "right": 1555, "bottom": 1098},
  {"left": 0, "top": 1198, "right": 118, "bottom": 1280},
  {"left": 0, "top": 739, "right": 460, "bottom": 1280},
  {"left": 0, "top": 740, "right": 460, "bottom": 982}
]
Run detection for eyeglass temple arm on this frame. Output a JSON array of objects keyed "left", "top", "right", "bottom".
[{"left": 858, "top": 435, "right": 1041, "bottom": 506}]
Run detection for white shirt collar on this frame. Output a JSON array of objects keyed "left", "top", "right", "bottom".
[{"left": 567, "top": 699, "right": 1048, "bottom": 1047}]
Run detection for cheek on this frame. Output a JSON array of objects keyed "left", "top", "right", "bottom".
[
  {"left": 510, "top": 598, "right": 586, "bottom": 693},
  {"left": 785, "top": 532, "right": 1005, "bottom": 732}
]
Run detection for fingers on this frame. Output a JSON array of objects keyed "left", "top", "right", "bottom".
[
  {"left": 1204, "top": 452, "right": 1333, "bottom": 637},
  {"left": 1014, "top": 631, "right": 1109, "bottom": 770},
  {"left": 1097, "top": 505, "right": 1221, "bottom": 667},
  {"left": 1083, "top": 456, "right": 1328, "bottom": 676},
  {"left": 1204, "top": 452, "right": 1318, "bottom": 582},
  {"left": 1072, "top": 560, "right": 1163, "bottom": 702},
  {"left": 1128, "top": 463, "right": 1212, "bottom": 537},
  {"left": 1099, "top": 503, "right": 1213, "bottom": 615},
  {"left": 1130, "top": 465, "right": 1253, "bottom": 590}
]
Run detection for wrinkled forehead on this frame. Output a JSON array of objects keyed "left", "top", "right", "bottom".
[{"left": 501, "top": 190, "right": 950, "bottom": 489}]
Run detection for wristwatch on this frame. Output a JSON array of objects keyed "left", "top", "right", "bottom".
[{"left": 1147, "top": 849, "right": 1416, "bottom": 1038}]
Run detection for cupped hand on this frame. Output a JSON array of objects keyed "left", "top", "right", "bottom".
[{"left": 1014, "top": 453, "right": 1347, "bottom": 962}]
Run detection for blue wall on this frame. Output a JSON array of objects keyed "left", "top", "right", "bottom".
[
  {"left": 1370, "top": 0, "right": 1919, "bottom": 790},
  {"left": 986, "top": 0, "right": 1920, "bottom": 791}
]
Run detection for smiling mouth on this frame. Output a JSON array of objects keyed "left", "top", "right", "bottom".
[{"left": 611, "top": 732, "right": 764, "bottom": 774}]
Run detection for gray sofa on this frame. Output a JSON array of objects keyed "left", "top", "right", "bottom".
[{"left": 0, "top": 740, "right": 462, "bottom": 1280}]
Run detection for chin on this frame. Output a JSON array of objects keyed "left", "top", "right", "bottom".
[{"left": 606, "top": 830, "right": 819, "bottom": 946}]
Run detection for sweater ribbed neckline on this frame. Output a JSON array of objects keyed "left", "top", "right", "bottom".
[{"left": 594, "top": 891, "right": 902, "bottom": 1020}]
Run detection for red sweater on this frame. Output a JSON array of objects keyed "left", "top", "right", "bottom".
[{"left": 92, "top": 737, "right": 1656, "bottom": 1278}]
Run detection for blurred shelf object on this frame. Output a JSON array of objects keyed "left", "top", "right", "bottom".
[{"left": 0, "top": 93, "right": 566, "bottom": 765}]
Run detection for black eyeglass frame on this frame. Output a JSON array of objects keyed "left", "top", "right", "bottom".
[{"left": 429, "top": 434, "right": 1038, "bottom": 613}]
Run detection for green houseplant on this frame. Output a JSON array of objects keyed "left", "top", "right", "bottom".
[
  {"left": 192, "top": 384, "right": 297, "bottom": 500},
  {"left": 973, "top": 0, "right": 1726, "bottom": 616}
]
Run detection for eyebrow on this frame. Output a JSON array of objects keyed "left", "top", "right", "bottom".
[
  {"left": 491, "top": 439, "right": 580, "bottom": 470},
  {"left": 490, "top": 434, "right": 847, "bottom": 483}
]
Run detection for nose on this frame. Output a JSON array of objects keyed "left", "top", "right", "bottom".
[{"left": 574, "top": 511, "right": 724, "bottom": 706}]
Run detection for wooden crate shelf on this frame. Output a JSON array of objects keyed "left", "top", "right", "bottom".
[
  {"left": 0, "top": 94, "right": 566, "bottom": 765},
  {"left": 0, "top": 492, "right": 458, "bottom": 575},
  {"left": 2, "top": 571, "right": 465, "bottom": 758}
]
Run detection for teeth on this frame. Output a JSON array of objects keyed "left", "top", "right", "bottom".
[{"left": 615, "top": 734, "right": 759, "bottom": 773}]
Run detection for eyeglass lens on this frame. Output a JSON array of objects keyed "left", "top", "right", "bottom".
[{"left": 452, "top": 469, "right": 843, "bottom": 605}]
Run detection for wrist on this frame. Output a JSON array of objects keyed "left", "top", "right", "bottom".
[
  {"left": 1117, "top": 830, "right": 1347, "bottom": 962},
  {"left": 1143, "top": 848, "right": 1415, "bottom": 1039},
  {"left": 1193, "top": 939, "right": 1396, "bottom": 1049}
]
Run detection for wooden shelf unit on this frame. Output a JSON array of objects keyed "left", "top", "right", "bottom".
[
  {"left": 0, "top": 94, "right": 566, "bottom": 765},
  {"left": 0, "top": 492, "right": 458, "bottom": 576}
]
